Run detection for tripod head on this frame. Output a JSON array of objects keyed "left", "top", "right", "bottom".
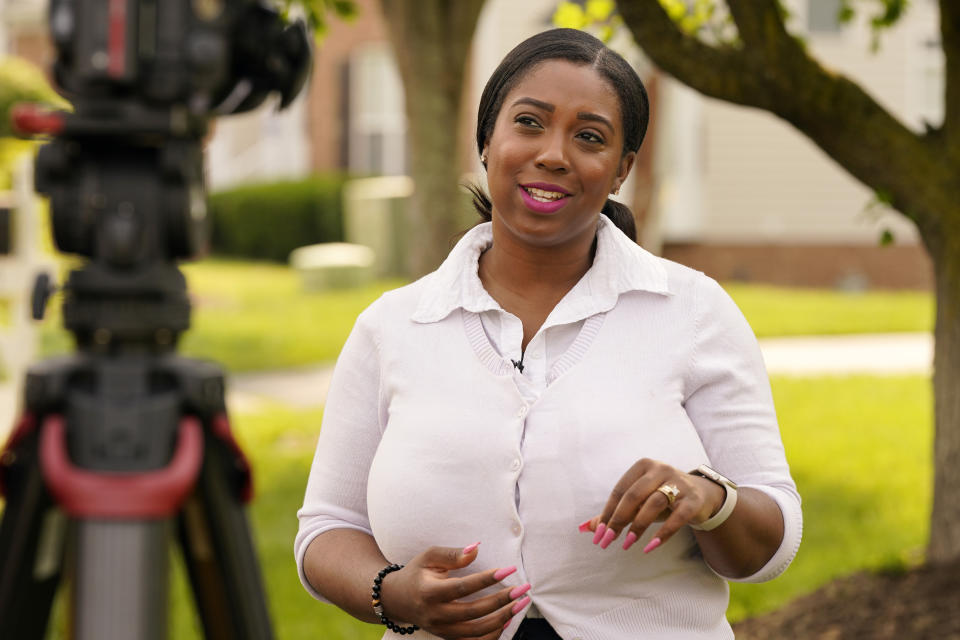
[{"left": 15, "top": 0, "right": 311, "bottom": 350}]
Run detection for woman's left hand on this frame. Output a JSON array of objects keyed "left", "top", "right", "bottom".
[{"left": 581, "top": 458, "right": 726, "bottom": 552}]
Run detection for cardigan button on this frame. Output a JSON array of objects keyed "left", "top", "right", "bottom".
[
  {"left": 517, "top": 406, "right": 527, "bottom": 418},
  {"left": 511, "top": 459, "right": 521, "bottom": 471}
]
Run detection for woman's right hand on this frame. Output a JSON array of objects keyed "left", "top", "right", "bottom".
[{"left": 378, "top": 544, "right": 532, "bottom": 639}]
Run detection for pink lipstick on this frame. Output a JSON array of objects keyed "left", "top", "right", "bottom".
[{"left": 518, "top": 183, "right": 570, "bottom": 214}]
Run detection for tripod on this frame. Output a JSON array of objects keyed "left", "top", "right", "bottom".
[
  {"left": 0, "top": 353, "right": 272, "bottom": 639},
  {"left": 0, "top": 1, "right": 311, "bottom": 638}
]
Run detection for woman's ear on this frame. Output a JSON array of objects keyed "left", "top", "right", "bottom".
[{"left": 613, "top": 151, "right": 636, "bottom": 194}]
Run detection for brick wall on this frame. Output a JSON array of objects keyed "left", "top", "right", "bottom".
[{"left": 661, "top": 243, "right": 933, "bottom": 290}]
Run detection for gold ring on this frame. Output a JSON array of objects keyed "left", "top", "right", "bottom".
[{"left": 656, "top": 483, "right": 679, "bottom": 505}]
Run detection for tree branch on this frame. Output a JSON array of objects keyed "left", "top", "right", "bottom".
[
  {"left": 618, "top": 0, "right": 952, "bottom": 228},
  {"left": 614, "top": 0, "right": 764, "bottom": 105},
  {"left": 726, "top": 0, "right": 795, "bottom": 54},
  {"left": 941, "top": 0, "right": 960, "bottom": 159}
]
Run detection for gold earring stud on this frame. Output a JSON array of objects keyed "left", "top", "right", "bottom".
[{"left": 481, "top": 153, "right": 487, "bottom": 163}]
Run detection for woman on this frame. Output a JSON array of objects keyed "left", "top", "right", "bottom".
[{"left": 296, "top": 28, "right": 801, "bottom": 640}]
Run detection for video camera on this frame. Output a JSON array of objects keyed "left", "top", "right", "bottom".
[{"left": 18, "top": 0, "right": 310, "bottom": 348}]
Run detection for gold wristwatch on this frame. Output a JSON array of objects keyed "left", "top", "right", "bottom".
[{"left": 689, "top": 464, "right": 738, "bottom": 531}]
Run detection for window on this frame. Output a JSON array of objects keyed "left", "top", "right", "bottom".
[{"left": 344, "top": 45, "right": 408, "bottom": 176}]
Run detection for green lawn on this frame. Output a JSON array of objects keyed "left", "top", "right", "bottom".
[
  {"left": 728, "top": 375, "right": 932, "bottom": 621},
  {"left": 725, "top": 283, "right": 934, "bottom": 338},
  {"left": 37, "top": 259, "right": 934, "bottom": 373},
  {"left": 38, "top": 259, "right": 406, "bottom": 372},
  {"left": 162, "top": 375, "right": 933, "bottom": 637}
]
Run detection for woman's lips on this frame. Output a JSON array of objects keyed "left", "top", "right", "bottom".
[{"left": 518, "top": 185, "right": 570, "bottom": 214}]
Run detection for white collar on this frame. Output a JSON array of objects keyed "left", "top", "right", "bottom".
[{"left": 411, "top": 215, "right": 672, "bottom": 325}]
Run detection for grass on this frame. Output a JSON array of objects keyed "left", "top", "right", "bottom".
[
  {"left": 728, "top": 374, "right": 932, "bottom": 621},
  {"left": 35, "top": 259, "right": 934, "bottom": 373},
  {"left": 38, "top": 259, "right": 406, "bottom": 372},
  {"left": 137, "top": 375, "right": 937, "bottom": 637},
  {"left": 723, "top": 283, "right": 934, "bottom": 338},
  {"left": 167, "top": 405, "right": 386, "bottom": 640}
]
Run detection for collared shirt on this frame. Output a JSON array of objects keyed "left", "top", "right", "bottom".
[
  {"left": 411, "top": 217, "right": 669, "bottom": 402},
  {"left": 296, "top": 215, "right": 802, "bottom": 639}
]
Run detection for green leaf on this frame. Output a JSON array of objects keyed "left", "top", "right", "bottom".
[
  {"left": 280, "top": 0, "right": 358, "bottom": 38},
  {"left": 585, "top": 0, "right": 616, "bottom": 22},
  {"left": 553, "top": 2, "right": 588, "bottom": 29},
  {"left": 330, "top": 0, "right": 358, "bottom": 19},
  {"left": 659, "top": 0, "right": 687, "bottom": 22},
  {"left": 879, "top": 228, "right": 895, "bottom": 247}
]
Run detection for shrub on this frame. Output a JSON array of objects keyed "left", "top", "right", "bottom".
[{"left": 207, "top": 174, "right": 350, "bottom": 262}]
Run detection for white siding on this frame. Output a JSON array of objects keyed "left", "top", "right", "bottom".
[
  {"left": 206, "top": 90, "right": 312, "bottom": 191},
  {"left": 659, "top": 0, "right": 940, "bottom": 246}
]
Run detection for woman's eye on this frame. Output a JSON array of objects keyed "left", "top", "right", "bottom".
[
  {"left": 578, "top": 131, "right": 604, "bottom": 144},
  {"left": 515, "top": 116, "right": 540, "bottom": 128}
]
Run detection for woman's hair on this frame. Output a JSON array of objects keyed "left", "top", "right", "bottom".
[{"left": 469, "top": 28, "right": 650, "bottom": 241}]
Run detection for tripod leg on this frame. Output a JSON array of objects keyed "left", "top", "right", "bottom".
[
  {"left": 0, "top": 418, "right": 67, "bottom": 640},
  {"left": 178, "top": 414, "right": 274, "bottom": 640},
  {"left": 37, "top": 413, "right": 205, "bottom": 640},
  {"left": 71, "top": 520, "right": 170, "bottom": 640}
]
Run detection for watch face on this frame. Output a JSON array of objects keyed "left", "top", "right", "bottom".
[{"left": 698, "top": 465, "right": 738, "bottom": 489}]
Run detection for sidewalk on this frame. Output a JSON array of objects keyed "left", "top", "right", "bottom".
[{"left": 0, "top": 332, "right": 935, "bottom": 441}]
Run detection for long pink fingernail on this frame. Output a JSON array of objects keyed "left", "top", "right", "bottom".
[
  {"left": 462, "top": 541, "right": 480, "bottom": 555},
  {"left": 578, "top": 519, "right": 593, "bottom": 532},
  {"left": 592, "top": 522, "right": 607, "bottom": 545},
  {"left": 493, "top": 566, "right": 517, "bottom": 581},
  {"left": 643, "top": 537, "right": 662, "bottom": 553},
  {"left": 511, "top": 596, "right": 531, "bottom": 614},
  {"left": 622, "top": 531, "right": 638, "bottom": 551},
  {"left": 599, "top": 527, "right": 617, "bottom": 549},
  {"left": 509, "top": 583, "right": 531, "bottom": 599}
]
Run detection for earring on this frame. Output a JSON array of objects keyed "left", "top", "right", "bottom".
[
  {"left": 612, "top": 186, "right": 620, "bottom": 196},
  {"left": 481, "top": 152, "right": 487, "bottom": 164}
]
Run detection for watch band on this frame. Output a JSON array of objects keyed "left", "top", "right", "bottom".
[{"left": 689, "top": 465, "right": 738, "bottom": 531}]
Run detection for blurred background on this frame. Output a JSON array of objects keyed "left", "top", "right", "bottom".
[{"left": 0, "top": 0, "right": 947, "bottom": 637}]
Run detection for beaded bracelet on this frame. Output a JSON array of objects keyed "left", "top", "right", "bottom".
[{"left": 372, "top": 563, "right": 420, "bottom": 635}]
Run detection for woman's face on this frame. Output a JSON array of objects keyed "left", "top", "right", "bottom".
[{"left": 484, "top": 59, "right": 635, "bottom": 251}]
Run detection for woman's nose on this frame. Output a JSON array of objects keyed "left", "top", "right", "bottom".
[{"left": 535, "top": 133, "right": 569, "bottom": 172}]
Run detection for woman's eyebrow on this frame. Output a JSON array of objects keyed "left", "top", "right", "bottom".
[
  {"left": 511, "top": 97, "right": 613, "bottom": 131},
  {"left": 577, "top": 112, "right": 613, "bottom": 131},
  {"left": 511, "top": 97, "right": 554, "bottom": 112}
]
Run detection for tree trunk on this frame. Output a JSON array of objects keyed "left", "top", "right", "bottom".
[
  {"left": 927, "top": 226, "right": 960, "bottom": 563},
  {"left": 378, "top": 0, "right": 485, "bottom": 277},
  {"left": 629, "top": 70, "right": 659, "bottom": 252}
]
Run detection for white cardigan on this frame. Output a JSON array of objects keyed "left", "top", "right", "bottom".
[{"left": 296, "top": 218, "right": 802, "bottom": 640}]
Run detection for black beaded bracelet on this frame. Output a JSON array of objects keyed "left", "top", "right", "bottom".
[{"left": 372, "top": 563, "right": 420, "bottom": 635}]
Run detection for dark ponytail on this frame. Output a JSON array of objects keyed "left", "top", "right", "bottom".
[
  {"left": 469, "top": 29, "right": 650, "bottom": 244},
  {"left": 466, "top": 183, "right": 492, "bottom": 223},
  {"left": 601, "top": 199, "right": 637, "bottom": 242}
]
